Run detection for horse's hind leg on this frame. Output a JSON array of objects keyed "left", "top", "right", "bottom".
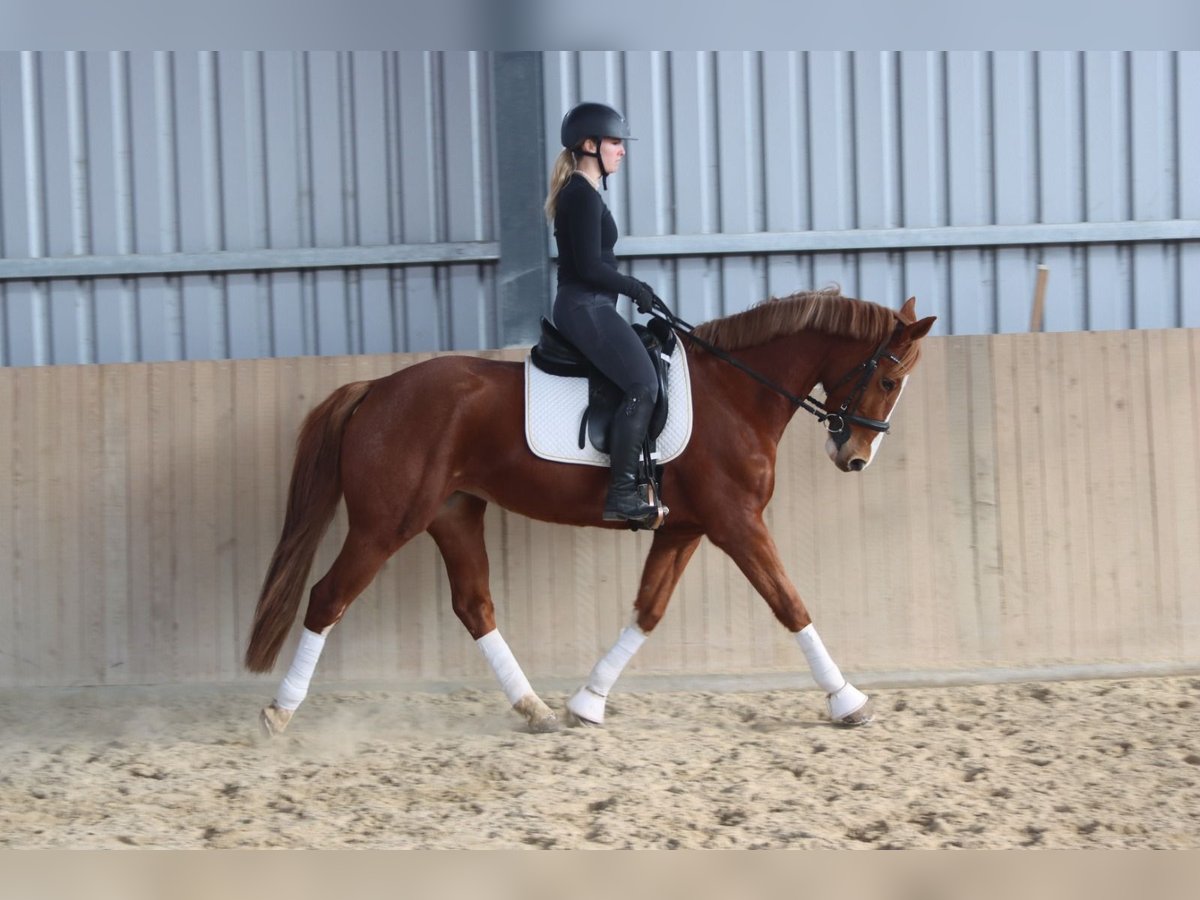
[
  {"left": 260, "top": 527, "right": 396, "bottom": 737},
  {"left": 427, "top": 493, "right": 560, "bottom": 734}
]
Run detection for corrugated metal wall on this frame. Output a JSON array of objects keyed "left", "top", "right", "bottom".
[
  {"left": 2, "top": 51, "right": 1199, "bottom": 366},
  {"left": 0, "top": 51, "right": 498, "bottom": 366},
  {"left": 544, "top": 51, "right": 1200, "bottom": 336}
]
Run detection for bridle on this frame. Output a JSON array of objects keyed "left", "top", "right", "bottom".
[
  {"left": 646, "top": 298, "right": 902, "bottom": 443},
  {"left": 818, "top": 326, "right": 903, "bottom": 447}
]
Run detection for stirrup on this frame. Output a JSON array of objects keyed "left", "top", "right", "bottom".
[
  {"left": 638, "top": 480, "right": 669, "bottom": 530},
  {"left": 603, "top": 484, "right": 668, "bottom": 529}
]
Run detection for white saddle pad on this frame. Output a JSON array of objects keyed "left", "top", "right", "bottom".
[{"left": 524, "top": 341, "right": 693, "bottom": 467}]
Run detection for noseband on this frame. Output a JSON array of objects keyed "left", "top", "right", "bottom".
[
  {"left": 646, "top": 300, "right": 901, "bottom": 441},
  {"left": 815, "top": 326, "right": 903, "bottom": 448}
]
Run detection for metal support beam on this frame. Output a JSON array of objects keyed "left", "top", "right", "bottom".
[
  {"left": 492, "top": 52, "right": 550, "bottom": 348},
  {"left": 601, "top": 220, "right": 1200, "bottom": 260},
  {"left": 0, "top": 242, "right": 499, "bottom": 282}
]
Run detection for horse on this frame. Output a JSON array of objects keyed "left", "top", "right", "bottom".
[{"left": 244, "top": 289, "right": 936, "bottom": 735}]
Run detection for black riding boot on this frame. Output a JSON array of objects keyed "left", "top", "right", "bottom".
[{"left": 603, "top": 385, "right": 658, "bottom": 523}]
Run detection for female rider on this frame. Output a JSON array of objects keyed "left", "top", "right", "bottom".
[{"left": 544, "top": 101, "right": 660, "bottom": 525}]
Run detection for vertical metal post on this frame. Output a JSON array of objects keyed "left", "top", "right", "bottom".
[
  {"left": 492, "top": 52, "right": 550, "bottom": 348},
  {"left": 1030, "top": 264, "right": 1049, "bottom": 332}
]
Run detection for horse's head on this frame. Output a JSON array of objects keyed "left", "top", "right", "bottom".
[{"left": 820, "top": 297, "right": 936, "bottom": 472}]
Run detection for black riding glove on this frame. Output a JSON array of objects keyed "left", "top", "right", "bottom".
[{"left": 629, "top": 280, "right": 657, "bottom": 315}]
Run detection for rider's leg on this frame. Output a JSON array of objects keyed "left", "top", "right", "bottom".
[{"left": 552, "top": 291, "right": 660, "bottom": 523}]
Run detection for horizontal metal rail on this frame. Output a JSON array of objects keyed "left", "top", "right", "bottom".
[
  {"left": 606, "top": 219, "right": 1200, "bottom": 259},
  {"left": 5, "top": 220, "right": 1196, "bottom": 283},
  {"left": 0, "top": 241, "right": 500, "bottom": 282}
]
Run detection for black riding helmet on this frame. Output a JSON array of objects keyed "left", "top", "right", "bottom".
[{"left": 560, "top": 101, "right": 634, "bottom": 190}]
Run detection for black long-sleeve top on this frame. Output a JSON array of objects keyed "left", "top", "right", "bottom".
[{"left": 553, "top": 173, "right": 642, "bottom": 300}]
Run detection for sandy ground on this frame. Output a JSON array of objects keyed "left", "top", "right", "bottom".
[{"left": 1, "top": 674, "right": 1198, "bottom": 849}]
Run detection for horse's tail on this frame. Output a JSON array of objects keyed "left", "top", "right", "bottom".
[{"left": 244, "top": 380, "right": 373, "bottom": 673}]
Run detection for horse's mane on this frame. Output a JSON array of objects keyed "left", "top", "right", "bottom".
[{"left": 691, "top": 288, "right": 920, "bottom": 372}]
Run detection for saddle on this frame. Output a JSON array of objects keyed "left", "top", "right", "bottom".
[{"left": 530, "top": 317, "right": 677, "bottom": 456}]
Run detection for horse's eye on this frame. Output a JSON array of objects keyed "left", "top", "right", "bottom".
[{"left": 881, "top": 378, "right": 897, "bottom": 392}]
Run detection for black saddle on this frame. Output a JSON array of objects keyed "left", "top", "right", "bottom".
[{"left": 530, "top": 317, "right": 677, "bottom": 456}]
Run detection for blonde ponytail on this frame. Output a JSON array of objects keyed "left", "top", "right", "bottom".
[{"left": 544, "top": 148, "right": 577, "bottom": 221}]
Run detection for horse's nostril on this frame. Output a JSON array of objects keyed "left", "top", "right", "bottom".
[{"left": 849, "top": 458, "right": 866, "bottom": 472}]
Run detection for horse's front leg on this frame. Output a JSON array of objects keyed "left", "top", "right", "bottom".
[
  {"left": 710, "top": 515, "right": 872, "bottom": 726},
  {"left": 567, "top": 527, "right": 703, "bottom": 726},
  {"left": 428, "top": 494, "right": 559, "bottom": 733}
]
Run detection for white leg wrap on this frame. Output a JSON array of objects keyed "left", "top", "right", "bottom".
[
  {"left": 795, "top": 623, "right": 847, "bottom": 694},
  {"left": 796, "top": 624, "right": 869, "bottom": 721},
  {"left": 274, "top": 628, "right": 328, "bottom": 711},
  {"left": 568, "top": 624, "right": 646, "bottom": 725},
  {"left": 586, "top": 625, "right": 646, "bottom": 697},
  {"left": 476, "top": 629, "right": 534, "bottom": 706}
]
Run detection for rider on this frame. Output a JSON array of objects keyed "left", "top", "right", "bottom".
[{"left": 545, "top": 101, "right": 660, "bottom": 525}]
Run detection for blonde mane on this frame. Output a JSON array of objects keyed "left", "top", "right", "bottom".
[{"left": 691, "top": 288, "right": 919, "bottom": 372}]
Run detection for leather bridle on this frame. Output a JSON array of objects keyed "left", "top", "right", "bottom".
[
  {"left": 817, "top": 326, "right": 903, "bottom": 448},
  {"left": 646, "top": 298, "right": 902, "bottom": 443}
]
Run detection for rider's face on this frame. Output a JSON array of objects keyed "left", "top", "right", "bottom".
[{"left": 599, "top": 137, "right": 625, "bottom": 173}]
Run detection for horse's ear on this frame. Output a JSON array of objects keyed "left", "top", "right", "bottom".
[
  {"left": 899, "top": 296, "right": 917, "bottom": 322},
  {"left": 903, "top": 315, "right": 936, "bottom": 341}
]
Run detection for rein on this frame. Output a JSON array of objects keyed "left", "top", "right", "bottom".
[{"left": 646, "top": 297, "right": 900, "bottom": 438}]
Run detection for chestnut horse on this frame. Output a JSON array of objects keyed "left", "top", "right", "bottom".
[{"left": 245, "top": 290, "right": 936, "bottom": 735}]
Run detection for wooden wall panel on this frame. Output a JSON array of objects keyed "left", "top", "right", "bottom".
[
  {"left": 2, "top": 330, "right": 1198, "bottom": 689},
  {"left": 0, "top": 369, "right": 13, "bottom": 685}
]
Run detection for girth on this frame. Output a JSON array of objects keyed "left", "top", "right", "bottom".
[{"left": 530, "top": 317, "right": 677, "bottom": 455}]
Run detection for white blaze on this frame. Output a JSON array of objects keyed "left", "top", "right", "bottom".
[{"left": 861, "top": 375, "right": 908, "bottom": 469}]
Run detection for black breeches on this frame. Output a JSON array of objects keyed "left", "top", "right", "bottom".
[{"left": 552, "top": 289, "right": 659, "bottom": 401}]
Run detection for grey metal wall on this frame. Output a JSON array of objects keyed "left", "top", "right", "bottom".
[
  {"left": 3, "top": 51, "right": 1199, "bottom": 367},
  {"left": 544, "top": 51, "right": 1200, "bottom": 335},
  {"left": 0, "top": 51, "right": 498, "bottom": 366}
]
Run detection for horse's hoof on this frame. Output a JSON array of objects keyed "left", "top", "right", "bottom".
[
  {"left": 527, "top": 713, "right": 562, "bottom": 734},
  {"left": 566, "top": 709, "right": 602, "bottom": 728},
  {"left": 259, "top": 703, "right": 293, "bottom": 738},
  {"left": 828, "top": 684, "right": 872, "bottom": 726},
  {"left": 833, "top": 698, "right": 874, "bottom": 727},
  {"left": 513, "top": 694, "right": 561, "bottom": 733},
  {"left": 566, "top": 686, "right": 606, "bottom": 726}
]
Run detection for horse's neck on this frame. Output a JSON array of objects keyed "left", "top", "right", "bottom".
[{"left": 697, "top": 330, "right": 830, "bottom": 443}]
